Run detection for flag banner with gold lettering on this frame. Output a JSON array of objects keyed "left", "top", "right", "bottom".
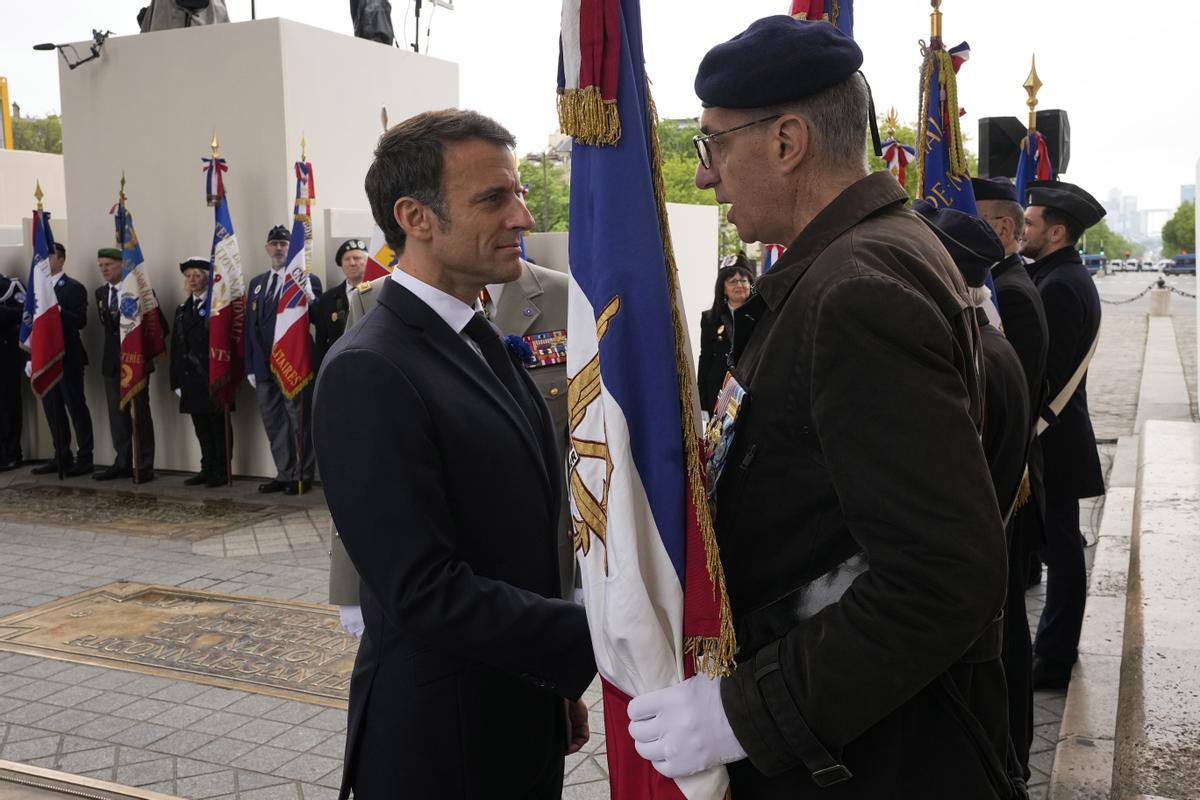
[
  {"left": 114, "top": 203, "right": 166, "bottom": 408},
  {"left": 561, "top": 0, "right": 733, "bottom": 797},
  {"left": 206, "top": 192, "right": 245, "bottom": 405},
  {"left": 269, "top": 215, "right": 314, "bottom": 399}
]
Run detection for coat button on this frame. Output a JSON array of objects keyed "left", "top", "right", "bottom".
[
  {"left": 549, "top": 387, "right": 560, "bottom": 397},
  {"left": 523, "top": 307, "right": 534, "bottom": 317}
]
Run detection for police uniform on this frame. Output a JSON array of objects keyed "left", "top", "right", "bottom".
[
  {"left": 1024, "top": 181, "right": 1106, "bottom": 689},
  {"left": 94, "top": 248, "right": 162, "bottom": 482},
  {"left": 170, "top": 258, "right": 230, "bottom": 487},
  {"left": 694, "top": 18, "right": 1010, "bottom": 798},
  {"left": 244, "top": 225, "right": 323, "bottom": 493},
  {"left": 0, "top": 275, "right": 25, "bottom": 470}
]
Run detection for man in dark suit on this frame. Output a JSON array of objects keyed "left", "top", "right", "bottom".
[
  {"left": 244, "top": 225, "right": 322, "bottom": 495},
  {"left": 1021, "top": 180, "right": 1107, "bottom": 690},
  {"left": 170, "top": 258, "right": 229, "bottom": 487},
  {"left": 31, "top": 243, "right": 95, "bottom": 477},
  {"left": 313, "top": 109, "right": 596, "bottom": 799},
  {"left": 0, "top": 273, "right": 25, "bottom": 471},
  {"left": 313, "top": 239, "right": 368, "bottom": 370},
  {"left": 93, "top": 248, "right": 159, "bottom": 483},
  {"left": 973, "top": 175, "right": 1050, "bottom": 773}
]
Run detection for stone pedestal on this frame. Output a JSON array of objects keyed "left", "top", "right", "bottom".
[{"left": 1148, "top": 287, "right": 1170, "bottom": 317}]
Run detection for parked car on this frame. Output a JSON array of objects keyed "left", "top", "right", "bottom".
[
  {"left": 1141, "top": 259, "right": 1156, "bottom": 271},
  {"left": 1082, "top": 255, "right": 1104, "bottom": 274},
  {"left": 1125, "top": 258, "right": 1140, "bottom": 271},
  {"left": 1164, "top": 254, "right": 1196, "bottom": 275},
  {"left": 1156, "top": 259, "right": 1174, "bottom": 272}
]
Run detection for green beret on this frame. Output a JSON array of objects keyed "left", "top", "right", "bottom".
[{"left": 97, "top": 247, "right": 122, "bottom": 260}]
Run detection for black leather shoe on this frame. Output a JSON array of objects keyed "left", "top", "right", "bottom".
[
  {"left": 258, "top": 479, "right": 287, "bottom": 493},
  {"left": 134, "top": 469, "right": 155, "bottom": 484},
  {"left": 93, "top": 466, "right": 132, "bottom": 481},
  {"left": 0, "top": 458, "right": 22, "bottom": 472},
  {"left": 64, "top": 461, "right": 94, "bottom": 478},
  {"left": 184, "top": 473, "right": 210, "bottom": 486},
  {"left": 283, "top": 481, "right": 311, "bottom": 496},
  {"left": 31, "top": 460, "right": 65, "bottom": 475},
  {"left": 1031, "top": 656, "right": 1073, "bottom": 691},
  {"left": 206, "top": 475, "right": 228, "bottom": 488}
]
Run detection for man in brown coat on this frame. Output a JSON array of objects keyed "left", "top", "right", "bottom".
[{"left": 625, "top": 17, "right": 1011, "bottom": 799}]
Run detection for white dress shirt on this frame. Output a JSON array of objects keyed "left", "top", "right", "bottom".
[{"left": 390, "top": 269, "right": 486, "bottom": 359}]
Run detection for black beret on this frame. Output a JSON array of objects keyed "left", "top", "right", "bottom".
[
  {"left": 1026, "top": 180, "right": 1106, "bottom": 229},
  {"left": 97, "top": 247, "right": 121, "bottom": 261},
  {"left": 912, "top": 199, "right": 1004, "bottom": 288},
  {"left": 179, "top": 257, "right": 211, "bottom": 274},
  {"left": 695, "top": 16, "right": 863, "bottom": 108},
  {"left": 971, "top": 176, "right": 1018, "bottom": 204},
  {"left": 335, "top": 239, "right": 368, "bottom": 265},
  {"left": 266, "top": 225, "right": 291, "bottom": 243}
]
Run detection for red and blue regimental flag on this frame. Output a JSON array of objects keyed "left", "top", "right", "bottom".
[
  {"left": 559, "top": 0, "right": 734, "bottom": 798},
  {"left": 114, "top": 203, "right": 167, "bottom": 408},
  {"left": 269, "top": 215, "right": 314, "bottom": 399},
  {"left": 205, "top": 173, "right": 246, "bottom": 406},
  {"left": 1014, "top": 130, "right": 1054, "bottom": 208},
  {"left": 18, "top": 209, "right": 64, "bottom": 397},
  {"left": 790, "top": 0, "right": 853, "bottom": 36}
]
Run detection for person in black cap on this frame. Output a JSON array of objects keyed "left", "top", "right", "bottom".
[
  {"left": 244, "top": 225, "right": 323, "bottom": 494},
  {"left": 313, "top": 239, "right": 368, "bottom": 370},
  {"left": 1020, "top": 180, "right": 1106, "bottom": 691},
  {"left": 94, "top": 247, "right": 162, "bottom": 482},
  {"left": 972, "top": 174, "right": 1049, "bottom": 773},
  {"left": 30, "top": 242, "right": 95, "bottom": 477},
  {"left": 170, "top": 258, "right": 230, "bottom": 487},
  {"left": 626, "top": 16, "right": 1009, "bottom": 798},
  {"left": 697, "top": 253, "right": 755, "bottom": 413}
]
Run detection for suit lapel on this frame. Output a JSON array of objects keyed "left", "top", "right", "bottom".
[
  {"left": 378, "top": 281, "right": 552, "bottom": 494},
  {"left": 492, "top": 262, "right": 543, "bottom": 336}
]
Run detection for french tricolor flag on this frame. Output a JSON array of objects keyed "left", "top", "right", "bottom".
[
  {"left": 18, "top": 210, "right": 65, "bottom": 397},
  {"left": 269, "top": 216, "right": 315, "bottom": 399},
  {"left": 561, "top": 0, "right": 733, "bottom": 798}
]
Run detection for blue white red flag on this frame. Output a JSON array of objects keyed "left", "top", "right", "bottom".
[
  {"left": 761, "top": 243, "right": 785, "bottom": 273},
  {"left": 206, "top": 193, "right": 246, "bottom": 405},
  {"left": 560, "top": 0, "right": 732, "bottom": 797},
  {"left": 114, "top": 201, "right": 167, "bottom": 408},
  {"left": 1014, "top": 130, "right": 1054, "bottom": 208},
  {"left": 269, "top": 215, "right": 314, "bottom": 399},
  {"left": 789, "top": 0, "right": 853, "bottom": 36},
  {"left": 18, "top": 210, "right": 64, "bottom": 397}
]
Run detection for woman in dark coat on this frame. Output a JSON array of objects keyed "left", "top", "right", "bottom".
[
  {"left": 169, "top": 257, "right": 230, "bottom": 487},
  {"left": 697, "top": 254, "right": 755, "bottom": 412}
]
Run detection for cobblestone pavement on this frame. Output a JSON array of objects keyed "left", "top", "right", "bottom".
[{"left": 0, "top": 272, "right": 1190, "bottom": 799}]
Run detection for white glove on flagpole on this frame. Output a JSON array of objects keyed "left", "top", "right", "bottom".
[
  {"left": 24, "top": 362, "right": 32, "bottom": 378},
  {"left": 174, "top": 388, "right": 182, "bottom": 398},
  {"left": 338, "top": 605, "right": 365, "bottom": 639},
  {"left": 627, "top": 672, "right": 747, "bottom": 779},
  {"left": 247, "top": 374, "right": 257, "bottom": 389}
]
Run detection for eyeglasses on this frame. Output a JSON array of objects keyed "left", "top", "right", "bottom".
[
  {"left": 724, "top": 277, "right": 751, "bottom": 286},
  {"left": 692, "top": 115, "right": 782, "bottom": 169}
]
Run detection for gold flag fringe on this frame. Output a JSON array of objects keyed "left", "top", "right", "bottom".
[
  {"left": 557, "top": 86, "right": 621, "bottom": 147},
  {"left": 645, "top": 84, "right": 736, "bottom": 678},
  {"left": 916, "top": 49, "right": 969, "bottom": 194}
]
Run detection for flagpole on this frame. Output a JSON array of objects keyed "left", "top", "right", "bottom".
[{"left": 119, "top": 174, "right": 141, "bottom": 486}]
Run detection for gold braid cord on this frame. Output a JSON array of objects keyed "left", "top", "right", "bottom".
[
  {"left": 916, "top": 49, "right": 969, "bottom": 193},
  {"left": 645, "top": 83, "right": 736, "bottom": 678},
  {"left": 558, "top": 86, "right": 621, "bottom": 147}
]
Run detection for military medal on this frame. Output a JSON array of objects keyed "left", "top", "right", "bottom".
[{"left": 521, "top": 329, "right": 567, "bottom": 368}]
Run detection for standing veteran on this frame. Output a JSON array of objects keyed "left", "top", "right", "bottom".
[
  {"left": 626, "top": 18, "right": 1010, "bottom": 798},
  {"left": 1020, "top": 180, "right": 1106, "bottom": 691},
  {"left": 313, "top": 239, "right": 369, "bottom": 370},
  {"left": 313, "top": 109, "right": 595, "bottom": 799},
  {"left": 169, "top": 258, "right": 229, "bottom": 487},
  {"left": 244, "top": 225, "right": 322, "bottom": 495}
]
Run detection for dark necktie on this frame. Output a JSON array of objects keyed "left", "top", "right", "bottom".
[
  {"left": 266, "top": 273, "right": 279, "bottom": 304},
  {"left": 463, "top": 312, "right": 538, "bottom": 432},
  {"left": 109, "top": 286, "right": 118, "bottom": 319}
]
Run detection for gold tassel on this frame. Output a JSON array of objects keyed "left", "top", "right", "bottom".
[
  {"left": 646, "top": 83, "right": 737, "bottom": 678},
  {"left": 557, "top": 86, "right": 621, "bottom": 147},
  {"left": 1014, "top": 471, "right": 1031, "bottom": 510},
  {"left": 916, "top": 50, "right": 970, "bottom": 194}
]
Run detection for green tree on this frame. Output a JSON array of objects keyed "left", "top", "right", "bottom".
[
  {"left": 12, "top": 114, "right": 62, "bottom": 153},
  {"left": 869, "top": 123, "right": 919, "bottom": 199},
  {"left": 657, "top": 118, "right": 741, "bottom": 256},
  {"left": 1161, "top": 201, "right": 1195, "bottom": 257},
  {"left": 518, "top": 156, "right": 570, "bottom": 233},
  {"left": 1081, "top": 219, "right": 1140, "bottom": 258}
]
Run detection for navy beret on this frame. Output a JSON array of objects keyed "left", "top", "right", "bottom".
[
  {"left": 179, "top": 257, "right": 211, "bottom": 274},
  {"left": 971, "top": 176, "right": 1018, "bottom": 204},
  {"left": 1026, "top": 180, "right": 1106, "bottom": 229},
  {"left": 912, "top": 199, "right": 1004, "bottom": 288},
  {"left": 335, "top": 239, "right": 368, "bottom": 265},
  {"left": 696, "top": 16, "right": 863, "bottom": 108},
  {"left": 266, "top": 225, "right": 291, "bottom": 243}
]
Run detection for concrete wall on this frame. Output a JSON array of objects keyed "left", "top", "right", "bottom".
[{"left": 47, "top": 18, "right": 457, "bottom": 477}]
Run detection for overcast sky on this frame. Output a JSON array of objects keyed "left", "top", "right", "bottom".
[{"left": 5, "top": 0, "right": 1198, "bottom": 211}]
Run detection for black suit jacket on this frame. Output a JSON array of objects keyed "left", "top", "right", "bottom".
[
  {"left": 313, "top": 279, "right": 595, "bottom": 799},
  {"left": 313, "top": 279, "right": 349, "bottom": 370},
  {"left": 979, "top": 315, "right": 1032, "bottom": 517},
  {"left": 170, "top": 297, "right": 221, "bottom": 415},
  {"left": 95, "top": 285, "right": 167, "bottom": 379},
  {"left": 54, "top": 274, "right": 89, "bottom": 369},
  {"left": 697, "top": 306, "right": 733, "bottom": 412},
  {"left": 1027, "top": 246, "right": 1104, "bottom": 500}
]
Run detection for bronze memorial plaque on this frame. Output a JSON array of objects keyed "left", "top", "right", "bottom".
[
  {"left": 0, "top": 483, "right": 285, "bottom": 540},
  {"left": 0, "top": 583, "right": 355, "bottom": 707},
  {"left": 0, "top": 760, "right": 182, "bottom": 800}
]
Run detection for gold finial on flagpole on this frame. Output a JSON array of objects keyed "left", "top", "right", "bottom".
[
  {"left": 930, "top": 0, "right": 943, "bottom": 42},
  {"left": 300, "top": 133, "right": 307, "bottom": 162},
  {"left": 119, "top": 172, "right": 127, "bottom": 207},
  {"left": 211, "top": 129, "right": 220, "bottom": 159},
  {"left": 1024, "top": 55, "right": 1043, "bottom": 131},
  {"left": 381, "top": 106, "right": 389, "bottom": 132},
  {"left": 884, "top": 107, "right": 899, "bottom": 140},
  {"left": 34, "top": 180, "right": 44, "bottom": 212}
]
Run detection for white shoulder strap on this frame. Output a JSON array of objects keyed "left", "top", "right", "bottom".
[{"left": 1036, "top": 330, "right": 1100, "bottom": 435}]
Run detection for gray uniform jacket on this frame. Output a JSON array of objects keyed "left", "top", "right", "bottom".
[{"left": 329, "top": 261, "right": 572, "bottom": 603}]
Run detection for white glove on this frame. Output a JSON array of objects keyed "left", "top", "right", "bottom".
[
  {"left": 174, "top": 388, "right": 182, "bottom": 398},
  {"left": 339, "top": 605, "right": 365, "bottom": 639},
  {"left": 627, "top": 673, "right": 747, "bottom": 779},
  {"left": 24, "top": 362, "right": 32, "bottom": 378},
  {"left": 247, "top": 374, "right": 257, "bottom": 389}
]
